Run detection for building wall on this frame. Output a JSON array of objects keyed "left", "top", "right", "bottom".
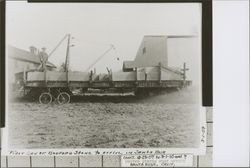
[
  {"left": 8, "top": 59, "right": 54, "bottom": 84},
  {"left": 8, "top": 59, "right": 38, "bottom": 83},
  {"left": 134, "top": 36, "right": 168, "bottom": 68}
]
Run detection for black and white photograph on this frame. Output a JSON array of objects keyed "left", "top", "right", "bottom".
[{"left": 3, "top": 1, "right": 204, "bottom": 153}]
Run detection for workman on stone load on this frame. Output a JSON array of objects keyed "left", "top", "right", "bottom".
[{"left": 38, "top": 47, "right": 49, "bottom": 71}]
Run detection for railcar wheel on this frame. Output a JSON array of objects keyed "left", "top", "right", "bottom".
[
  {"left": 39, "top": 92, "right": 52, "bottom": 104},
  {"left": 57, "top": 92, "right": 70, "bottom": 104}
]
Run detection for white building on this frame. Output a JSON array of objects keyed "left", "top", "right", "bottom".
[{"left": 8, "top": 45, "right": 56, "bottom": 83}]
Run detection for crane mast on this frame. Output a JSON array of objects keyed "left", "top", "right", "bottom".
[{"left": 65, "top": 34, "right": 71, "bottom": 72}]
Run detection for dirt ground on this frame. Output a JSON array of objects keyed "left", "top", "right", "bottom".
[{"left": 8, "top": 87, "right": 200, "bottom": 149}]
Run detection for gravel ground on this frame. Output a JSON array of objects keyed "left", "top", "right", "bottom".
[{"left": 8, "top": 87, "right": 200, "bottom": 149}]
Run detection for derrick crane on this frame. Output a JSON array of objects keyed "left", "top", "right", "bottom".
[{"left": 84, "top": 44, "right": 118, "bottom": 72}]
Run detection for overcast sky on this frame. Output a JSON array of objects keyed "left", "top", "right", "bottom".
[{"left": 6, "top": 2, "right": 201, "bottom": 83}]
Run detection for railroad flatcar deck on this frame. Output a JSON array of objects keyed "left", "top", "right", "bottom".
[
  {"left": 15, "top": 67, "right": 191, "bottom": 104},
  {"left": 24, "top": 80, "right": 191, "bottom": 88}
]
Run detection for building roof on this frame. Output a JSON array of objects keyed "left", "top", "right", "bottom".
[
  {"left": 144, "top": 35, "right": 195, "bottom": 38},
  {"left": 8, "top": 45, "right": 56, "bottom": 68}
]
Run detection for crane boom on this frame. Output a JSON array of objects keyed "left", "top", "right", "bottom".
[
  {"left": 48, "top": 34, "right": 68, "bottom": 58},
  {"left": 84, "top": 45, "right": 114, "bottom": 72}
]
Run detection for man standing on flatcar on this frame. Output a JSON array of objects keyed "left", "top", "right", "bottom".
[{"left": 38, "top": 47, "right": 49, "bottom": 72}]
